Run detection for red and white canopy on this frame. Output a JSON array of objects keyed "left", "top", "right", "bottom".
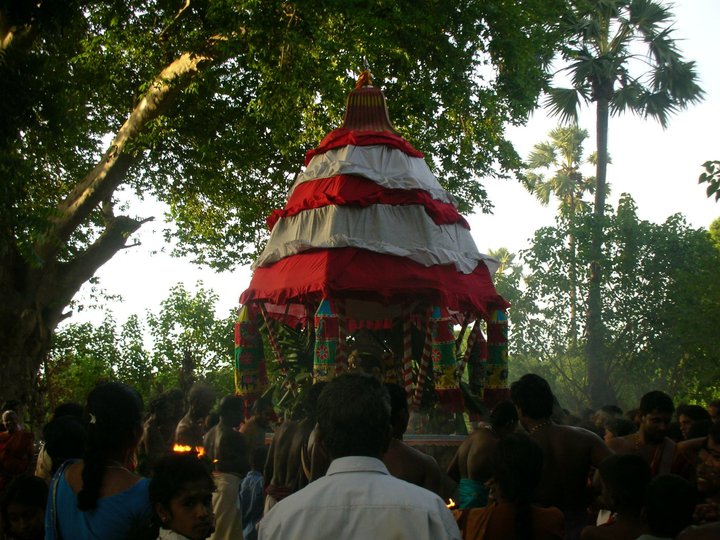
[{"left": 240, "top": 74, "right": 508, "bottom": 324}]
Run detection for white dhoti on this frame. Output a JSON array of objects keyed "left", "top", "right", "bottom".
[{"left": 209, "top": 472, "right": 244, "bottom": 540}]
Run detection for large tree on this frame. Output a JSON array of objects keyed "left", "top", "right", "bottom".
[
  {"left": 522, "top": 125, "right": 596, "bottom": 343},
  {"left": 511, "top": 196, "right": 720, "bottom": 410},
  {"left": 545, "top": 0, "right": 704, "bottom": 406},
  {"left": 0, "top": 1, "right": 568, "bottom": 402}
]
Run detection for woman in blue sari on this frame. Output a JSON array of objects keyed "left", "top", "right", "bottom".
[{"left": 46, "top": 382, "right": 154, "bottom": 540}]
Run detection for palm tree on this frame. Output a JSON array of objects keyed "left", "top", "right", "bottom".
[
  {"left": 545, "top": 0, "right": 704, "bottom": 406},
  {"left": 523, "top": 125, "right": 596, "bottom": 345}
]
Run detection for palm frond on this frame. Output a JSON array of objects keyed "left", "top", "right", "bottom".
[
  {"left": 527, "top": 141, "right": 557, "bottom": 169},
  {"left": 544, "top": 87, "right": 584, "bottom": 124}
]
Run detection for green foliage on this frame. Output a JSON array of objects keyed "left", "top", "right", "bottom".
[
  {"left": 509, "top": 196, "right": 720, "bottom": 410},
  {"left": 45, "top": 282, "right": 235, "bottom": 413},
  {"left": 1, "top": 0, "right": 569, "bottom": 269},
  {"left": 699, "top": 160, "right": 720, "bottom": 201}
]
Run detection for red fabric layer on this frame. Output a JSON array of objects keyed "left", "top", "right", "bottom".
[
  {"left": 305, "top": 129, "right": 424, "bottom": 165},
  {"left": 239, "top": 248, "right": 509, "bottom": 318},
  {"left": 267, "top": 175, "right": 469, "bottom": 231}
]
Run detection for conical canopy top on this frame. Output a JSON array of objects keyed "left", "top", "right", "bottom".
[{"left": 341, "top": 70, "right": 396, "bottom": 133}]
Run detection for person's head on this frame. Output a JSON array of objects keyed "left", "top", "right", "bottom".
[
  {"left": 51, "top": 402, "right": 83, "bottom": 421},
  {"left": 43, "top": 415, "right": 86, "bottom": 474},
  {"left": 349, "top": 351, "right": 385, "bottom": 382},
  {"left": 218, "top": 395, "right": 245, "bottom": 427},
  {"left": 300, "top": 382, "right": 327, "bottom": 422},
  {"left": 0, "top": 475, "right": 47, "bottom": 540},
  {"left": 2, "top": 411, "right": 20, "bottom": 434},
  {"left": 696, "top": 421, "right": 720, "bottom": 496},
  {"left": 188, "top": 383, "right": 215, "bottom": 419},
  {"left": 78, "top": 382, "right": 144, "bottom": 511},
  {"left": 510, "top": 374, "right": 554, "bottom": 422},
  {"left": 638, "top": 391, "right": 674, "bottom": 443},
  {"left": 491, "top": 432, "right": 544, "bottom": 504},
  {"left": 643, "top": 475, "right": 696, "bottom": 538},
  {"left": 677, "top": 404, "right": 712, "bottom": 439},
  {"left": 250, "top": 397, "right": 274, "bottom": 426},
  {"left": 150, "top": 454, "right": 215, "bottom": 540},
  {"left": 603, "top": 417, "right": 637, "bottom": 443},
  {"left": 317, "top": 373, "right": 391, "bottom": 459},
  {"left": 594, "top": 404, "right": 623, "bottom": 431},
  {"left": 385, "top": 383, "right": 409, "bottom": 439},
  {"left": 149, "top": 389, "right": 185, "bottom": 424},
  {"left": 708, "top": 399, "right": 720, "bottom": 423},
  {"left": 488, "top": 401, "right": 519, "bottom": 437},
  {"left": 598, "top": 454, "right": 651, "bottom": 516}
]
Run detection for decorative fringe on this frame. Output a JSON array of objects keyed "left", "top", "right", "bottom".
[
  {"left": 483, "top": 309, "right": 508, "bottom": 409},
  {"left": 234, "top": 305, "right": 268, "bottom": 404}
]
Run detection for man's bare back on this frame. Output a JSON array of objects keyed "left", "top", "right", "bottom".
[
  {"left": 383, "top": 439, "right": 451, "bottom": 497},
  {"left": 447, "top": 426, "right": 497, "bottom": 482},
  {"left": 530, "top": 423, "right": 611, "bottom": 511},
  {"left": 265, "top": 417, "right": 314, "bottom": 493}
]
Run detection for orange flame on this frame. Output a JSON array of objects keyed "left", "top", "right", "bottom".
[
  {"left": 446, "top": 498, "right": 456, "bottom": 509},
  {"left": 172, "top": 444, "right": 206, "bottom": 458}
]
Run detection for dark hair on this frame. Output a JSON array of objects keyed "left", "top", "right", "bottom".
[
  {"left": 251, "top": 397, "right": 272, "bottom": 415},
  {"left": 491, "top": 433, "right": 544, "bottom": 540},
  {"left": 510, "top": 374, "right": 554, "bottom": 420},
  {"left": 78, "top": 382, "right": 143, "bottom": 511},
  {"left": 43, "top": 415, "right": 86, "bottom": 474},
  {"left": 52, "top": 402, "right": 83, "bottom": 420},
  {"left": 219, "top": 395, "right": 245, "bottom": 424},
  {"left": 600, "top": 404, "right": 623, "bottom": 416},
  {"left": 677, "top": 404, "right": 711, "bottom": 423},
  {"left": 605, "top": 418, "right": 637, "bottom": 438},
  {"left": 1, "top": 475, "right": 48, "bottom": 530},
  {"left": 149, "top": 389, "right": 183, "bottom": 417},
  {"left": 317, "top": 373, "right": 391, "bottom": 459},
  {"left": 639, "top": 391, "right": 674, "bottom": 415},
  {"left": 708, "top": 399, "right": 720, "bottom": 409},
  {"left": 188, "top": 383, "right": 214, "bottom": 412},
  {"left": 149, "top": 454, "right": 214, "bottom": 526},
  {"left": 489, "top": 401, "right": 518, "bottom": 432},
  {"left": 598, "top": 454, "right": 651, "bottom": 515},
  {"left": 301, "top": 382, "right": 327, "bottom": 421},
  {"left": 687, "top": 420, "right": 711, "bottom": 439},
  {"left": 644, "top": 474, "right": 696, "bottom": 537}
]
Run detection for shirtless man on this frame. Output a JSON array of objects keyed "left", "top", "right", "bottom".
[
  {"left": 240, "top": 397, "right": 274, "bottom": 456},
  {"left": 607, "top": 390, "right": 675, "bottom": 476},
  {"left": 174, "top": 383, "right": 215, "bottom": 447},
  {"left": 264, "top": 382, "right": 325, "bottom": 513},
  {"left": 446, "top": 400, "right": 518, "bottom": 508},
  {"left": 203, "top": 395, "right": 248, "bottom": 540},
  {"left": 511, "top": 374, "right": 612, "bottom": 540},
  {"left": 383, "top": 383, "right": 453, "bottom": 498}
]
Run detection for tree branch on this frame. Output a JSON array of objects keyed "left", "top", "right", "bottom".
[
  {"left": 35, "top": 45, "right": 220, "bottom": 263},
  {"left": 42, "top": 215, "right": 154, "bottom": 329}
]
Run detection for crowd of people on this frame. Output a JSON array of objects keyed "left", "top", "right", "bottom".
[{"left": 0, "top": 370, "right": 719, "bottom": 539}]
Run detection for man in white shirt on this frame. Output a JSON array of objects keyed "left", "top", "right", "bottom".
[{"left": 258, "top": 372, "right": 461, "bottom": 540}]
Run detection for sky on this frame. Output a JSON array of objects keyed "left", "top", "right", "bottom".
[{"left": 65, "top": 0, "right": 720, "bottom": 328}]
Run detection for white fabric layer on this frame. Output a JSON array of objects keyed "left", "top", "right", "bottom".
[
  {"left": 253, "top": 204, "right": 499, "bottom": 276},
  {"left": 292, "top": 145, "right": 457, "bottom": 205}
]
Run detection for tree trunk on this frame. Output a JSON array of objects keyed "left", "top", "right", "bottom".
[
  {"left": 586, "top": 95, "right": 615, "bottom": 407},
  {"left": 0, "top": 46, "right": 222, "bottom": 406}
]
